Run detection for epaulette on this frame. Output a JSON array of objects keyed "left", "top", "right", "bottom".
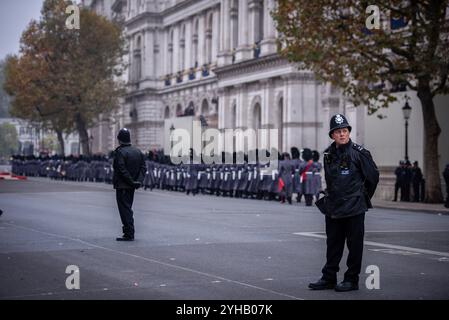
[
  {"left": 352, "top": 142, "right": 365, "bottom": 152},
  {"left": 352, "top": 142, "right": 371, "bottom": 157}
]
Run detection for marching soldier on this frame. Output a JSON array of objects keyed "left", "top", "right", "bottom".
[
  {"left": 312, "top": 150, "right": 323, "bottom": 201},
  {"left": 301, "top": 148, "right": 315, "bottom": 206},
  {"left": 310, "top": 114, "right": 379, "bottom": 292},
  {"left": 113, "top": 128, "right": 146, "bottom": 241},
  {"left": 279, "top": 152, "right": 294, "bottom": 204}
]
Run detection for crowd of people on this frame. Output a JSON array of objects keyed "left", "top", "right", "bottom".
[
  {"left": 393, "top": 160, "right": 425, "bottom": 202},
  {"left": 10, "top": 147, "right": 324, "bottom": 206}
]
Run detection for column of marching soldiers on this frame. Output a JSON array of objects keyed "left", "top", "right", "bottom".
[{"left": 10, "top": 147, "right": 323, "bottom": 206}]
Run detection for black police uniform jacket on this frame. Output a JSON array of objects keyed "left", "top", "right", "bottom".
[
  {"left": 316, "top": 139, "right": 379, "bottom": 219},
  {"left": 112, "top": 143, "right": 146, "bottom": 189}
]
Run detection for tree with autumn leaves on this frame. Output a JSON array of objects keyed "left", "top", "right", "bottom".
[
  {"left": 4, "top": 0, "right": 126, "bottom": 156},
  {"left": 272, "top": 0, "right": 448, "bottom": 203}
]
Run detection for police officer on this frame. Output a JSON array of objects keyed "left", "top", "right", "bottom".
[
  {"left": 443, "top": 163, "right": 449, "bottom": 208},
  {"left": 411, "top": 161, "right": 423, "bottom": 202},
  {"left": 113, "top": 128, "right": 146, "bottom": 241},
  {"left": 393, "top": 160, "right": 405, "bottom": 202},
  {"left": 310, "top": 114, "right": 379, "bottom": 292}
]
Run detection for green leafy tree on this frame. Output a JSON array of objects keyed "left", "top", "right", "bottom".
[
  {"left": 272, "top": 0, "right": 449, "bottom": 203},
  {"left": 4, "top": 0, "right": 126, "bottom": 156},
  {"left": 0, "top": 123, "right": 19, "bottom": 158}
]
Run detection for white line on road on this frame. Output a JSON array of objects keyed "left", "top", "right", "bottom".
[
  {"left": 293, "top": 232, "right": 449, "bottom": 258},
  {"left": 2, "top": 222, "right": 303, "bottom": 300}
]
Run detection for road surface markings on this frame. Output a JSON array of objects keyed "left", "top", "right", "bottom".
[
  {"left": 2, "top": 222, "right": 304, "bottom": 300},
  {"left": 293, "top": 232, "right": 449, "bottom": 258}
]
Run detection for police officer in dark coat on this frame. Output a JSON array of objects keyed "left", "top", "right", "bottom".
[
  {"left": 411, "top": 161, "right": 423, "bottom": 202},
  {"left": 113, "top": 128, "right": 146, "bottom": 241},
  {"left": 443, "top": 163, "right": 449, "bottom": 208},
  {"left": 393, "top": 160, "right": 405, "bottom": 202},
  {"left": 310, "top": 114, "right": 379, "bottom": 292}
]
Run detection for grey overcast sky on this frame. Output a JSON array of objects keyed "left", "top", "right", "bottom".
[{"left": 0, "top": 0, "right": 44, "bottom": 61}]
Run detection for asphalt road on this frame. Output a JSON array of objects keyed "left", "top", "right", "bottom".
[{"left": 0, "top": 177, "right": 448, "bottom": 300}]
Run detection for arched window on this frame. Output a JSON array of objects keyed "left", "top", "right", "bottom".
[
  {"left": 201, "top": 99, "right": 209, "bottom": 116},
  {"left": 185, "top": 102, "right": 195, "bottom": 116},
  {"left": 176, "top": 104, "right": 183, "bottom": 117},
  {"left": 192, "top": 19, "right": 199, "bottom": 68},
  {"left": 253, "top": 102, "right": 261, "bottom": 130},
  {"left": 168, "top": 29, "right": 174, "bottom": 74},
  {"left": 164, "top": 106, "right": 170, "bottom": 119},
  {"left": 205, "top": 14, "right": 213, "bottom": 64},
  {"left": 277, "top": 97, "right": 284, "bottom": 152},
  {"left": 134, "top": 36, "right": 142, "bottom": 81},
  {"left": 180, "top": 24, "right": 186, "bottom": 71},
  {"left": 231, "top": 103, "right": 236, "bottom": 129}
]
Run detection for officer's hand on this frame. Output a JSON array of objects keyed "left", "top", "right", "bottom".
[{"left": 133, "top": 181, "right": 142, "bottom": 189}]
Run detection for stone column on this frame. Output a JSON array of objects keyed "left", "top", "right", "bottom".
[
  {"left": 145, "top": 28, "right": 155, "bottom": 78},
  {"left": 154, "top": 31, "right": 160, "bottom": 79},
  {"left": 164, "top": 28, "right": 170, "bottom": 76},
  {"left": 173, "top": 25, "right": 179, "bottom": 74},
  {"left": 260, "top": 0, "right": 277, "bottom": 56},
  {"left": 185, "top": 19, "right": 192, "bottom": 72},
  {"left": 235, "top": 0, "right": 251, "bottom": 62},
  {"left": 212, "top": 8, "right": 220, "bottom": 64},
  {"left": 217, "top": 0, "right": 232, "bottom": 66},
  {"left": 198, "top": 13, "right": 206, "bottom": 67}
]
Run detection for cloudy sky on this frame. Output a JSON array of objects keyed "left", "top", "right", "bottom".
[{"left": 0, "top": 0, "right": 44, "bottom": 61}]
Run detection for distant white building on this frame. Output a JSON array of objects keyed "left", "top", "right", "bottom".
[{"left": 0, "top": 118, "right": 80, "bottom": 156}]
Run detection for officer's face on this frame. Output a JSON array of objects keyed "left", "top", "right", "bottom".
[{"left": 332, "top": 128, "right": 350, "bottom": 146}]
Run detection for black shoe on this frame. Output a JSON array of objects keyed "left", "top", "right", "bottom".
[
  {"left": 308, "top": 279, "right": 336, "bottom": 290},
  {"left": 335, "top": 281, "right": 358, "bottom": 292},
  {"left": 116, "top": 236, "right": 134, "bottom": 241}
]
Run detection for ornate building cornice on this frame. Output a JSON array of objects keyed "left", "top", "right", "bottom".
[{"left": 213, "top": 54, "right": 293, "bottom": 80}]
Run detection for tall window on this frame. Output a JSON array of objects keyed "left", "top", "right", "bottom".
[
  {"left": 231, "top": 0, "right": 239, "bottom": 50},
  {"left": 192, "top": 19, "right": 199, "bottom": 68},
  {"left": 255, "top": 0, "right": 264, "bottom": 43},
  {"left": 134, "top": 36, "right": 142, "bottom": 81},
  {"left": 253, "top": 103, "right": 261, "bottom": 130},
  {"left": 176, "top": 104, "right": 183, "bottom": 117},
  {"left": 180, "top": 24, "right": 186, "bottom": 71},
  {"left": 168, "top": 29, "right": 174, "bottom": 74},
  {"left": 201, "top": 99, "right": 209, "bottom": 116},
  {"left": 277, "top": 97, "right": 284, "bottom": 152},
  {"left": 164, "top": 106, "right": 170, "bottom": 119},
  {"left": 206, "top": 14, "right": 213, "bottom": 64}
]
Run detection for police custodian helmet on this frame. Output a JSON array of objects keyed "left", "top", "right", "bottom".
[
  {"left": 117, "top": 128, "right": 131, "bottom": 144},
  {"left": 329, "top": 114, "right": 352, "bottom": 138}
]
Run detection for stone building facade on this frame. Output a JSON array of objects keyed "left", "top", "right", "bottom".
[{"left": 84, "top": 0, "right": 349, "bottom": 155}]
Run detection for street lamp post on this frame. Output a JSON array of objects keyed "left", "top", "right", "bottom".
[
  {"left": 169, "top": 124, "right": 175, "bottom": 152},
  {"left": 199, "top": 115, "right": 208, "bottom": 151},
  {"left": 402, "top": 101, "right": 412, "bottom": 161}
]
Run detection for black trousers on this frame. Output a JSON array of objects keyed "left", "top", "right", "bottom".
[
  {"left": 116, "top": 188, "right": 135, "bottom": 237},
  {"left": 321, "top": 213, "right": 365, "bottom": 283},
  {"left": 401, "top": 183, "right": 410, "bottom": 201},
  {"left": 304, "top": 194, "right": 314, "bottom": 206},
  {"left": 445, "top": 184, "right": 449, "bottom": 207},
  {"left": 393, "top": 182, "right": 400, "bottom": 201},
  {"left": 413, "top": 182, "right": 420, "bottom": 202}
]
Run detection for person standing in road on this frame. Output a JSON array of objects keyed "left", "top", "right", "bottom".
[
  {"left": 310, "top": 114, "right": 379, "bottom": 292},
  {"left": 113, "top": 128, "right": 146, "bottom": 241}
]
